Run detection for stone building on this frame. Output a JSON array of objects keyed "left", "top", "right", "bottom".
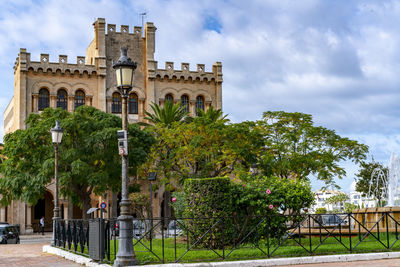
[{"left": 1, "top": 18, "right": 223, "bottom": 233}]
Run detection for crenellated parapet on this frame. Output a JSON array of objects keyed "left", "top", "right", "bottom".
[
  {"left": 149, "top": 60, "right": 223, "bottom": 83},
  {"left": 106, "top": 24, "right": 142, "bottom": 36},
  {"left": 14, "top": 48, "right": 106, "bottom": 76}
]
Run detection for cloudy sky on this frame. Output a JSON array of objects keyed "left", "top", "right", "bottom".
[{"left": 0, "top": 0, "right": 400, "bottom": 192}]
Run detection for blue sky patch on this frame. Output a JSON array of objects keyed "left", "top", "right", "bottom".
[{"left": 203, "top": 15, "right": 222, "bottom": 33}]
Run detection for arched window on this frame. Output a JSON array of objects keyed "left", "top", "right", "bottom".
[
  {"left": 129, "top": 93, "right": 138, "bottom": 114},
  {"left": 57, "top": 89, "right": 68, "bottom": 110},
  {"left": 195, "top": 95, "right": 205, "bottom": 115},
  {"left": 165, "top": 94, "right": 173, "bottom": 104},
  {"left": 38, "top": 88, "right": 49, "bottom": 111},
  {"left": 181, "top": 95, "right": 189, "bottom": 113},
  {"left": 112, "top": 92, "right": 122, "bottom": 113},
  {"left": 74, "top": 90, "right": 85, "bottom": 110}
]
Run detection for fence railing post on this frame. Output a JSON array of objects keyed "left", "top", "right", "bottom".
[
  {"left": 266, "top": 219, "right": 270, "bottom": 258},
  {"left": 377, "top": 215, "right": 381, "bottom": 241},
  {"left": 308, "top": 215, "right": 312, "bottom": 255},
  {"left": 174, "top": 218, "right": 177, "bottom": 262},
  {"left": 162, "top": 217, "right": 165, "bottom": 264},
  {"left": 348, "top": 213, "right": 352, "bottom": 253},
  {"left": 298, "top": 218, "right": 302, "bottom": 246},
  {"left": 386, "top": 212, "right": 390, "bottom": 249},
  {"left": 221, "top": 216, "right": 225, "bottom": 260}
]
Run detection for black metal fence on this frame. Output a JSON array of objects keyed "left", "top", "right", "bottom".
[{"left": 54, "top": 212, "right": 400, "bottom": 265}]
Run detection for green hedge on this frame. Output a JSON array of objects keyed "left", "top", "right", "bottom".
[{"left": 183, "top": 177, "right": 234, "bottom": 248}]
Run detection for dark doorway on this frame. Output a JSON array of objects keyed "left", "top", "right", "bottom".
[
  {"left": 32, "top": 191, "right": 54, "bottom": 232},
  {"left": 34, "top": 198, "right": 45, "bottom": 219}
]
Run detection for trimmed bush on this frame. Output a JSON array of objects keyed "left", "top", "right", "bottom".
[
  {"left": 230, "top": 176, "right": 314, "bottom": 241},
  {"left": 170, "top": 191, "right": 185, "bottom": 218},
  {"left": 183, "top": 177, "right": 234, "bottom": 248}
]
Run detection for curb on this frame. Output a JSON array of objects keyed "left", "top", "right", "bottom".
[
  {"left": 42, "top": 245, "right": 111, "bottom": 266},
  {"left": 43, "top": 245, "right": 400, "bottom": 267}
]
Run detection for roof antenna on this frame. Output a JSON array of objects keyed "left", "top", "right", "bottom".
[{"left": 140, "top": 12, "right": 147, "bottom": 37}]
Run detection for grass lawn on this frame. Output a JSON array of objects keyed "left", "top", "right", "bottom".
[{"left": 65, "top": 233, "right": 400, "bottom": 265}]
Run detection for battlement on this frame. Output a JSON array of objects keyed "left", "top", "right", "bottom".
[
  {"left": 14, "top": 48, "right": 105, "bottom": 76},
  {"left": 149, "top": 61, "right": 223, "bottom": 83},
  {"left": 106, "top": 24, "right": 143, "bottom": 36}
]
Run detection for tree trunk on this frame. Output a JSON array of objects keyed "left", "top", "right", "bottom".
[
  {"left": 68, "top": 198, "right": 73, "bottom": 219},
  {"left": 81, "top": 196, "right": 91, "bottom": 219},
  {"left": 71, "top": 183, "right": 93, "bottom": 219}
]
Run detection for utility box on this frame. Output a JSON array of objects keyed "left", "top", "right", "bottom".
[
  {"left": 87, "top": 206, "right": 106, "bottom": 262},
  {"left": 88, "top": 218, "right": 105, "bottom": 261}
]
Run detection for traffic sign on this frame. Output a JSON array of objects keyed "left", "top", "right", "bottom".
[
  {"left": 100, "top": 202, "right": 107, "bottom": 209},
  {"left": 119, "top": 147, "right": 126, "bottom": 156}
]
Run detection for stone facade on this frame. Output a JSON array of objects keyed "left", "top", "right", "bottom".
[{"left": 1, "top": 18, "right": 223, "bottom": 233}]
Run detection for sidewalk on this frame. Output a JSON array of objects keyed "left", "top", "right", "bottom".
[
  {"left": 280, "top": 259, "right": 400, "bottom": 266},
  {"left": 20, "top": 232, "right": 52, "bottom": 239},
  {"left": 0, "top": 243, "right": 81, "bottom": 267}
]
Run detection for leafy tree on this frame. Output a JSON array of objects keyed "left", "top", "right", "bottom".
[
  {"left": 141, "top": 119, "right": 262, "bottom": 186},
  {"left": 315, "top": 207, "right": 327, "bottom": 214},
  {"left": 254, "top": 111, "right": 369, "bottom": 187},
  {"left": 195, "top": 106, "right": 228, "bottom": 124},
  {"left": 129, "top": 192, "right": 151, "bottom": 220},
  {"left": 144, "top": 101, "right": 188, "bottom": 125},
  {"left": 234, "top": 175, "right": 315, "bottom": 217},
  {"left": 355, "top": 161, "right": 387, "bottom": 206},
  {"left": 344, "top": 203, "right": 358, "bottom": 213},
  {"left": 325, "top": 193, "right": 349, "bottom": 210},
  {"left": 0, "top": 106, "right": 154, "bottom": 217}
]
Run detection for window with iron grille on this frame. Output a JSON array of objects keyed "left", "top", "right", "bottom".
[
  {"left": 74, "top": 90, "right": 85, "bottom": 110},
  {"left": 57, "top": 89, "right": 68, "bottom": 110},
  {"left": 129, "top": 93, "right": 138, "bottom": 114},
  {"left": 112, "top": 92, "right": 122, "bottom": 113},
  {"left": 165, "top": 94, "right": 173, "bottom": 103},
  {"left": 38, "top": 88, "right": 49, "bottom": 111},
  {"left": 195, "top": 95, "right": 204, "bottom": 116},
  {"left": 181, "top": 95, "right": 189, "bottom": 113}
]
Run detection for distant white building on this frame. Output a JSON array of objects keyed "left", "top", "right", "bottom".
[
  {"left": 349, "top": 191, "right": 376, "bottom": 209},
  {"left": 311, "top": 182, "right": 378, "bottom": 213},
  {"left": 312, "top": 190, "right": 345, "bottom": 212}
]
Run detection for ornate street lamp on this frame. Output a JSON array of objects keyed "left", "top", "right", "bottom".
[
  {"left": 113, "top": 47, "right": 138, "bottom": 266},
  {"left": 50, "top": 120, "right": 64, "bottom": 246}
]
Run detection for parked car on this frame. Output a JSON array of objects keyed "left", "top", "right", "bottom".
[
  {"left": 166, "top": 220, "right": 183, "bottom": 237},
  {"left": 0, "top": 225, "right": 20, "bottom": 244}
]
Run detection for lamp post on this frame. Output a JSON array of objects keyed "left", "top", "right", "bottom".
[
  {"left": 113, "top": 47, "right": 138, "bottom": 266},
  {"left": 148, "top": 172, "right": 157, "bottom": 244},
  {"left": 50, "top": 120, "right": 64, "bottom": 246}
]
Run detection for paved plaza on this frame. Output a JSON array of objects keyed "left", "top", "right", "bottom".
[{"left": 0, "top": 243, "right": 81, "bottom": 267}]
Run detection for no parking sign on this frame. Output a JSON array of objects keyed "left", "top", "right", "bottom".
[{"left": 100, "top": 202, "right": 107, "bottom": 209}]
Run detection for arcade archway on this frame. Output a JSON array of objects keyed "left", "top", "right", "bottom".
[{"left": 32, "top": 191, "right": 54, "bottom": 232}]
